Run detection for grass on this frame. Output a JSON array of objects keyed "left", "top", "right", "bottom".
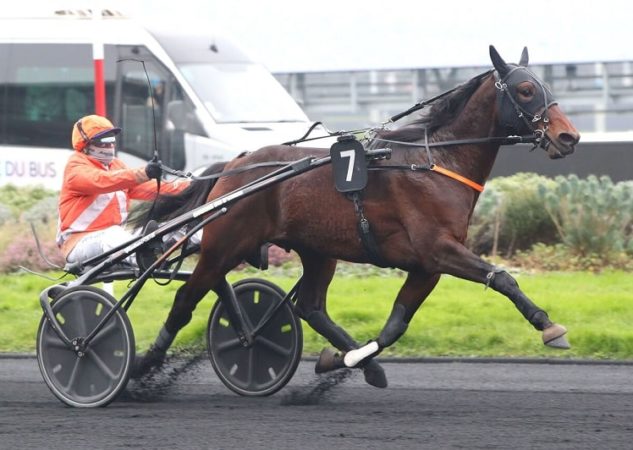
[{"left": 1, "top": 266, "right": 633, "bottom": 359}]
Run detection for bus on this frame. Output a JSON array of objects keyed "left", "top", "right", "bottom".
[{"left": 0, "top": 10, "right": 322, "bottom": 189}]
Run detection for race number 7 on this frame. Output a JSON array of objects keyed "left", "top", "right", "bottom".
[
  {"left": 340, "top": 149, "right": 356, "bottom": 182},
  {"left": 330, "top": 136, "right": 367, "bottom": 193}
]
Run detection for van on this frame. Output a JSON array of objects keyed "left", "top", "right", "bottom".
[{"left": 0, "top": 10, "right": 318, "bottom": 189}]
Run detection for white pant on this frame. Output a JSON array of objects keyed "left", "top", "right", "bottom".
[
  {"left": 66, "top": 226, "right": 136, "bottom": 264},
  {"left": 66, "top": 225, "right": 202, "bottom": 264}
]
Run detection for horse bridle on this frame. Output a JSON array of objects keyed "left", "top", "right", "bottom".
[{"left": 493, "top": 65, "right": 558, "bottom": 152}]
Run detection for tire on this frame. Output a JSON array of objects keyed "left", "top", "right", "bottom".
[
  {"left": 36, "top": 286, "right": 135, "bottom": 407},
  {"left": 207, "top": 278, "right": 302, "bottom": 396}
]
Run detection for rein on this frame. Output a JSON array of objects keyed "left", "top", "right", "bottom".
[
  {"left": 160, "top": 133, "right": 537, "bottom": 191},
  {"left": 162, "top": 161, "right": 292, "bottom": 181},
  {"left": 367, "top": 133, "right": 537, "bottom": 193}
]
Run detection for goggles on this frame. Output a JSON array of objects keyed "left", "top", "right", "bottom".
[{"left": 89, "top": 136, "right": 117, "bottom": 148}]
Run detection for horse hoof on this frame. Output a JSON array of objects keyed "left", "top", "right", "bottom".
[
  {"left": 315, "top": 348, "right": 345, "bottom": 374},
  {"left": 543, "top": 324, "right": 570, "bottom": 349},
  {"left": 130, "top": 348, "right": 166, "bottom": 379},
  {"left": 363, "top": 360, "right": 388, "bottom": 388}
]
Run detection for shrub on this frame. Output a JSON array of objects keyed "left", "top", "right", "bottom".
[
  {"left": 0, "top": 184, "right": 57, "bottom": 216},
  {"left": 538, "top": 175, "right": 633, "bottom": 258},
  {"left": 512, "top": 243, "right": 633, "bottom": 272},
  {"left": 0, "top": 186, "right": 60, "bottom": 273},
  {"left": 0, "top": 203, "right": 12, "bottom": 226},
  {"left": 469, "top": 173, "right": 557, "bottom": 257},
  {"left": 0, "top": 232, "right": 64, "bottom": 273},
  {"left": 22, "top": 196, "right": 59, "bottom": 225},
  {"left": 267, "top": 245, "right": 296, "bottom": 267}
]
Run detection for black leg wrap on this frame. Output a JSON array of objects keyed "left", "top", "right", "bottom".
[
  {"left": 304, "top": 310, "right": 358, "bottom": 350},
  {"left": 153, "top": 325, "right": 177, "bottom": 352},
  {"left": 377, "top": 304, "right": 409, "bottom": 348},
  {"left": 528, "top": 310, "right": 553, "bottom": 331},
  {"left": 488, "top": 270, "right": 550, "bottom": 330},
  {"left": 130, "top": 325, "right": 176, "bottom": 379}
]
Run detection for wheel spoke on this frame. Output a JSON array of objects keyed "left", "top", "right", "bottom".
[
  {"left": 42, "top": 332, "right": 71, "bottom": 350},
  {"left": 62, "top": 357, "right": 82, "bottom": 393},
  {"left": 87, "top": 349, "right": 118, "bottom": 381},
  {"left": 89, "top": 319, "right": 119, "bottom": 346},
  {"left": 69, "top": 300, "right": 88, "bottom": 336},
  {"left": 239, "top": 304, "right": 256, "bottom": 331},
  {"left": 254, "top": 335, "right": 292, "bottom": 357},
  {"left": 251, "top": 300, "right": 276, "bottom": 332},
  {"left": 246, "top": 347, "right": 255, "bottom": 387},
  {"left": 215, "top": 337, "right": 243, "bottom": 353}
]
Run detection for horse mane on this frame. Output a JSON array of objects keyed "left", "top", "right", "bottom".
[{"left": 375, "top": 70, "right": 493, "bottom": 143}]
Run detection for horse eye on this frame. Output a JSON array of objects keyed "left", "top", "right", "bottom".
[{"left": 516, "top": 83, "right": 534, "bottom": 99}]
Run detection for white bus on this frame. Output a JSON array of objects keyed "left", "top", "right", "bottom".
[{"left": 0, "top": 11, "right": 320, "bottom": 189}]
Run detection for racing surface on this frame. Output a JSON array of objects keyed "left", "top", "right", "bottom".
[{"left": 1, "top": 355, "right": 632, "bottom": 449}]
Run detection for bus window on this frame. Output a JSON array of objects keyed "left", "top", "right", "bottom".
[
  {"left": 118, "top": 50, "right": 173, "bottom": 162},
  {"left": 162, "top": 83, "right": 205, "bottom": 170},
  {"left": 117, "top": 46, "right": 204, "bottom": 170},
  {"left": 1, "top": 43, "right": 117, "bottom": 149},
  {"left": 0, "top": 44, "right": 8, "bottom": 144}
]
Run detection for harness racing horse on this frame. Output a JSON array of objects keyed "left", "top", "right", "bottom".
[{"left": 133, "top": 46, "right": 580, "bottom": 387}]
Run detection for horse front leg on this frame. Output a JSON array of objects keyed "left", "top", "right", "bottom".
[
  {"left": 131, "top": 253, "right": 220, "bottom": 378},
  {"left": 341, "top": 271, "right": 440, "bottom": 369},
  {"left": 434, "top": 239, "right": 570, "bottom": 349}
]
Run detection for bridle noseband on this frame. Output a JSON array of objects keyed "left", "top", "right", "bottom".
[{"left": 493, "top": 66, "right": 558, "bottom": 152}]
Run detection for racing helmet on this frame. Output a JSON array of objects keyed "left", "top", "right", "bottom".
[{"left": 72, "top": 115, "right": 122, "bottom": 151}]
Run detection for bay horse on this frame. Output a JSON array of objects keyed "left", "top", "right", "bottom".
[{"left": 133, "top": 46, "right": 580, "bottom": 387}]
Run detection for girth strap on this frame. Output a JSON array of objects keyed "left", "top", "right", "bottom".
[{"left": 348, "top": 191, "right": 390, "bottom": 268}]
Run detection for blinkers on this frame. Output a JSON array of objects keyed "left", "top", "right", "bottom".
[{"left": 494, "top": 66, "right": 558, "bottom": 137}]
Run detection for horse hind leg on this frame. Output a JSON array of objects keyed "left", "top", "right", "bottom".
[
  {"left": 294, "top": 253, "right": 387, "bottom": 388},
  {"left": 342, "top": 271, "right": 441, "bottom": 371},
  {"left": 306, "top": 311, "right": 387, "bottom": 388}
]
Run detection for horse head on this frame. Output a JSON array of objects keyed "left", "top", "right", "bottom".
[{"left": 490, "top": 45, "right": 579, "bottom": 159}]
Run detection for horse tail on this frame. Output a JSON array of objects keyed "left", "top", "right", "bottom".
[{"left": 128, "top": 161, "right": 227, "bottom": 227}]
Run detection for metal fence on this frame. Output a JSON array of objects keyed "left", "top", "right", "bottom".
[{"left": 275, "top": 61, "right": 633, "bottom": 134}]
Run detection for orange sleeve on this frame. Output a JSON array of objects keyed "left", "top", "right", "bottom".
[
  {"left": 64, "top": 155, "right": 148, "bottom": 195},
  {"left": 128, "top": 178, "right": 191, "bottom": 201}
]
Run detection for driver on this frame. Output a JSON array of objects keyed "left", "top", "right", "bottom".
[{"left": 56, "top": 114, "right": 188, "bottom": 264}]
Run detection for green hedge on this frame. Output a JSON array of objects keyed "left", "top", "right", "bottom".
[{"left": 1, "top": 174, "right": 632, "bottom": 273}]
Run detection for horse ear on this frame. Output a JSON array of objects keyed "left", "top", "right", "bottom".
[
  {"left": 489, "top": 45, "right": 510, "bottom": 77},
  {"left": 519, "top": 47, "right": 529, "bottom": 66}
]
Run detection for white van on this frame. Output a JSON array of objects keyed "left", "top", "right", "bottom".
[{"left": 0, "top": 11, "right": 318, "bottom": 189}]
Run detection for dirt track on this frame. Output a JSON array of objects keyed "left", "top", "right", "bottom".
[{"left": 1, "top": 356, "right": 632, "bottom": 449}]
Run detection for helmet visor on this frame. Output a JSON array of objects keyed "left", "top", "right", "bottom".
[{"left": 90, "top": 135, "right": 117, "bottom": 148}]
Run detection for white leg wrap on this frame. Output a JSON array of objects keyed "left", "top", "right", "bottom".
[{"left": 344, "top": 341, "right": 379, "bottom": 368}]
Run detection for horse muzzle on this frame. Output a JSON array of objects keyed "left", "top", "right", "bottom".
[{"left": 542, "top": 130, "right": 579, "bottom": 159}]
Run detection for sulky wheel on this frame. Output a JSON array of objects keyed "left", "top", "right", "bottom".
[
  {"left": 207, "top": 278, "right": 302, "bottom": 396},
  {"left": 36, "top": 286, "right": 135, "bottom": 407}
]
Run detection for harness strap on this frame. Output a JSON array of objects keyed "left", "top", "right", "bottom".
[
  {"left": 430, "top": 165, "right": 485, "bottom": 192},
  {"left": 366, "top": 163, "right": 484, "bottom": 192},
  {"left": 349, "top": 191, "right": 389, "bottom": 268}
]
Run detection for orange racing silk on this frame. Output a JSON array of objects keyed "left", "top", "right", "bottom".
[{"left": 57, "top": 152, "right": 188, "bottom": 259}]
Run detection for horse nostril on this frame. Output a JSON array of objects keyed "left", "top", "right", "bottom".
[{"left": 559, "top": 132, "right": 579, "bottom": 147}]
